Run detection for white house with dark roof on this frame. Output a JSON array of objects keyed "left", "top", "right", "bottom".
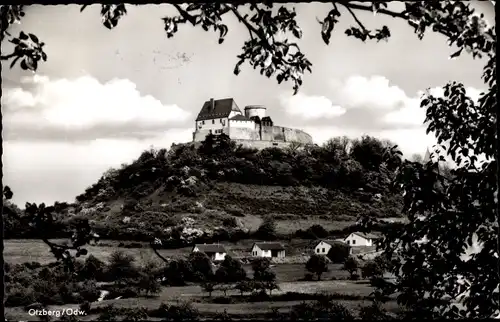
[
  {"left": 313, "top": 239, "right": 352, "bottom": 255},
  {"left": 192, "top": 243, "right": 227, "bottom": 261},
  {"left": 251, "top": 242, "right": 286, "bottom": 258},
  {"left": 344, "top": 232, "right": 381, "bottom": 247}
]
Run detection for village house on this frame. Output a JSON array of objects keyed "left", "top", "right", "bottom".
[
  {"left": 313, "top": 239, "right": 352, "bottom": 255},
  {"left": 344, "top": 232, "right": 381, "bottom": 247},
  {"left": 251, "top": 242, "right": 286, "bottom": 258},
  {"left": 192, "top": 243, "right": 227, "bottom": 261}
]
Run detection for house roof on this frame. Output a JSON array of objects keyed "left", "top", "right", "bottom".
[
  {"left": 315, "top": 239, "right": 347, "bottom": 248},
  {"left": 196, "top": 98, "right": 242, "bottom": 121},
  {"left": 194, "top": 244, "right": 226, "bottom": 253},
  {"left": 253, "top": 242, "right": 285, "bottom": 251},
  {"left": 229, "top": 114, "right": 251, "bottom": 121},
  {"left": 350, "top": 232, "right": 381, "bottom": 240}
]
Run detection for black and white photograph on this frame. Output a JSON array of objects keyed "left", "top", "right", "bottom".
[{"left": 1, "top": 2, "right": 498, "bottom": 321}]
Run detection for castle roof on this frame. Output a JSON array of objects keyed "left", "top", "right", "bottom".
[
  {"left": 196, "top": 98, "right": 242, "bottom": 121},
  {"left": 229, "top": 114, "right": 251, "bottom": 121}
]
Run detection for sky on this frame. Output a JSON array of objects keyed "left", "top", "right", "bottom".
[{"left": 1, "top": 3, "right": 495, "bottom": 206}]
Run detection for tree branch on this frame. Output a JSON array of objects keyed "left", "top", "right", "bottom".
[
  {"left": 343, "top": 4, "right": 369, "bottom": 33},
  {"left": 227, "top": 5, "right": 262, "bottom": 41},
  {"left": 0, "top": 52, "right": 16, "bottom": 60},
  {"left": 150, "top": 242, "right": 170, "bottom": 263}
]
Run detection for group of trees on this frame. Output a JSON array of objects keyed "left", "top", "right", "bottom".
[
  {"left": 74, "top": 133, "right": 402, "bottom": 206},
  {"left": 305, "top": 249, "right": 388, "bottom": 282},
  {"left": 202, "top": 256, "right": 279, "bottom": 298}
]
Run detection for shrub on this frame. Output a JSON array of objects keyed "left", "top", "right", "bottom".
[
  {"left": 343, "top": 256, "right": 359, "bottom": 278},
  {"left": 305, "top": 254, "right": 329, "bottom": 281},
  {"left": 154, "top": 302, "right": 200, "bottom": 321},
  {"left": 359, "top": 301, "right": 393, "bottom": 320},
  {"left": 79, "top": 255, "right": 106, "bottom": 281},
  {"left": 188, "top": 252, "right": 214, "bottom": 282},
  {"left": 306, "top": 224, "right": 329, "bottom": 239},
  {"left": 79, "top": 279, "right": 101, "bottom": 302},
  {"left": 327, "top": 242, "right": 351, "bottom": 264},
  {"left": 163, "top": 259, "right": 193, "bottom": 285},
  {"left": 222, "top": 217, "right": 238, "bottom": 228},
  {"left": 254, "top": 218, "right": 277, "bottom": 240},
  {"left": 215, "top": 255, "right": 246, "bottom": 283},
  {"left": 5, "top": 284, "right": 36, "bottom": 307},
  {"left": 361, "top": 260, "right": 384, "bottom": 279},
  {"left": 107, "top": 251, "right": 139, "bottom": 280}
]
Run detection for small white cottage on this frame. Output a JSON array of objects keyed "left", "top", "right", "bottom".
[
  {"left": 344, "top": 232, "right": 381, "bottom": 247},
  {"left": 251, "top": 242, "right": 285, "bottom": 258},
  {"left": 313, "top": 239, "right": 351, "bottom": 255},
  {"left": 192, "top": 243, "right": 227, "bottom": 261}
]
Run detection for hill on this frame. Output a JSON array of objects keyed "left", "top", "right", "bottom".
[{"left": 5, "top": 134, "right": 404, "bottom": 244}]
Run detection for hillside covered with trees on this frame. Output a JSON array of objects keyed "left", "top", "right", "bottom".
[{"left": 5, "top": 134, "right": 408, "bottom": 243}]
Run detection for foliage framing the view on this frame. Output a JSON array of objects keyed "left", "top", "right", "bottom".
[{"left": 1, "top": 1, "right": 498, "bottom": 319}]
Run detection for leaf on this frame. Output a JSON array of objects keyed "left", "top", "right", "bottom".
[
  {"left": 19, "top": 31, "right": 28, "bottom": 40},
  {"left": 9, "top": 56, "right": 21, "bottom": 69},
  {"left": 233, "top": 60, "right": 243, "bottom": 76},
  {"left": 20, "top": 59, "right": 28, "bottom": 70},
  {"left": 28, "top": 33, "right": 39, "bottom": 43},
  {"left": 449, "top": 48, "right": 463, "bottom": 60},
  {"left": 80, "top": 5, "right": 88, "bottom": 12},
  {"left": 292, "top": 26, "right": 302, "bottom": 39}
]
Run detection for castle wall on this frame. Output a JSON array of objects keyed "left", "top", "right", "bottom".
[
  {"left": 229, "top": 119, "right": 255, "bottom": 130},
  {"left": 233, "top": 139, "right": 295, "bottom": 150},
  {"left": 283, "top": 127, "right": 313, "bottom": 144},
  {"left": 193, "top": 127, "right": 229, "bottom": 142},
  {"left": 258, "top": 125, "right": 313, "bottom": 144},
  {"left": 229, "top": 127, "right": 260, "bottom": 140}
]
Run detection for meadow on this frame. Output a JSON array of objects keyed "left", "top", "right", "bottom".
[{"left": 4, "top": 238, "right": 398, "bottom": 320}]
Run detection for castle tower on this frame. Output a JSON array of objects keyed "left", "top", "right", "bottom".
[{"left": 244, "top": 105, "right": 266, "bottom": 119}]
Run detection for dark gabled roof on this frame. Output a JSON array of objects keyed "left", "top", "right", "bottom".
[
  {"left": 350, "top": 232, "right": 381, "bottom": 240},
  {"left": 194, "top": 244, "right": 226, "bottom": 253},
  {"left": 315, "top": 239, "right": 344, "bottom": 247},
  {"left": 229, "top": 114, "right": 251, "bottom": 121},
  {"left": 196, "top": 98, "right": 242, "bottom": 121},
  {"left": 253, "top": 242, "right": 285, "bottom": 251}
]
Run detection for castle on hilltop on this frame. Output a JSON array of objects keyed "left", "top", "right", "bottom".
[{"left": 192, "top": 98, "right": 313, "bottom": 149}]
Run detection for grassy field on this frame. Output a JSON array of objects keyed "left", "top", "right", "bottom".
[
  {"left": 5, "top": 279, "right": 387, "bottom": 321},
  {"left": 5, "top": 238, "right": 397, "bottom": 320},
  {"left": 4, "top": 238, "right": 345, "bottom": 266}
]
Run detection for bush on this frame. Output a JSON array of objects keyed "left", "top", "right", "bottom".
[
  {"left": 306, "top": 224, "right": 329, "bottom": 239},
  {"left": 79, "top": 279, "right": 101, "bottom": 302},
  {"left": 78, "top": 255, "right": 106, "bottom": 281},
  {"left": 327, "top": 242, "right": 351, "bottom": 264},
  {"left": 343, "top": 256, "right": 359, "bottom": 278},
  {"left": 361, "top": 260, "right": 384, "bottom": 279},
  {"left": 104, "top": 283, "right": 140, "bottom": 300},
  {"left": 154, "top": 302, "right": 200, "bottom": 321},
  {"left": 215, "top": 255, "right": 246, "bottom": 283},
  {"left": 222, "top": 217, "right": 238, "bottom": 228},
  {"left": 290, "top": 300, "right": 354, "bottom": 320},
  {"left": 107, "top": 251, "right": 139, "bottom": 280},
  {"left": 254, "top": 218, "right": 277, "bottom": 240},
  {"left": 305, "top": 254, "right": 329, "bottom": 281}
]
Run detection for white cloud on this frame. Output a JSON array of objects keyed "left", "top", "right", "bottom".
[
  {"left": 279, "top": 92, "right": 346, "bottom": 120},
  {"left": 2, "top": 74, "right": 190, "bottom": 136},
  {"left": 383, "top": 85, "right": 484, "bottom": 127},
  {"left": 330, "top": 75, "right": 408, "bottom": 110},
  {"left": 3, "top": 128, "right": 193, "bottom": 206}
]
